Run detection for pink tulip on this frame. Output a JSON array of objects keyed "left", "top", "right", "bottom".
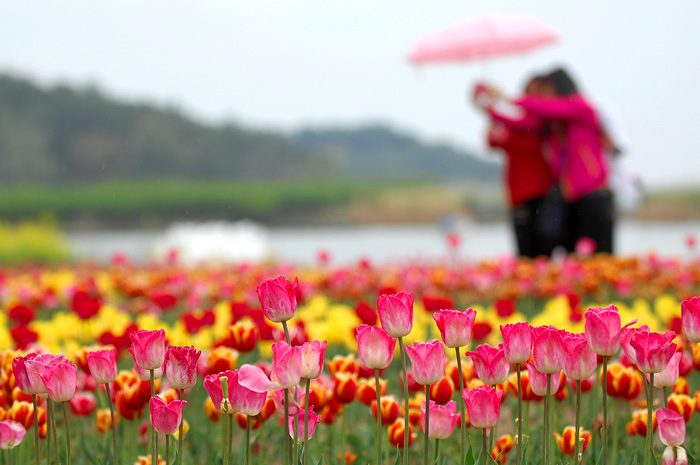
[
  {"left": 526, "top": 363, "right": 561, "bottom": 397},
  {"left": 620, "top": 325, "right": 650, "bottom": 365},
  {"left": 21, "top": 354, "right": 67, "bottom": 396},
  {"left": 300, "top": 340, "right": 327, "bottom": 379},
  {"left": 467, "top": 343, "right": 510, "bottom": 385},
  {"left": 652, "top": 352, "right": 682, "bottom": 388},
  {"left": 12, "top": 353, "right": 48, "bottom": 395},
  {"left": 562, "top": 333, "right": 597, "bottom": 380},
  {"left": 500, "top": 322, "right": 532, "bottom": 364},
  {"left": 662, "top": 447, "right": 688, "bottom": 465},
  {"left": 356, "top": 325, "right": 396, "bottom": 370},
  {"left": 164, "top": 346, "right": 202, "bottom": 390},
  {"left": 629, "top": 331, "right": 677, "bottom": 374},
  {"left": 203, "top": 370, "right": 267, "bottom": 415},
  {"left": 405, "top": 340, "right": 446, "bottom": 386},
  {"left": 288, "top": 407, "right": 321, "bottom": 441},
  {"left": 129, "top": 329, "right": 166, "bottom": 371},
  {"left": 0, "top": 420, "right": 26, "bottom": 450},
  {"left": 149, "top": 395, "right": 186, "bottom": 435},
  {"left": 419, "top": 400, "right": 460, "bottom": 439},
  {"left": 584, "top": 305, "right": 637, "bottom": 356},
  {"left": 681, "top": 296, "right": 700, "bottom": 343},
  {"left": 257, "top": 276, "right": 298, "bottom": 323},
  {"left": 462, "top": 385, "right": 503, "bottom": 429},
  {"left": 238, "top": 341, "right": 302, "bottom": 392},
  {"left": 532, "top": 326, "right": 566, "bottom": 374},
  {"left": 433, "top": 309, "right": 476, "bottom": 348},
  {"left": 86, "top": 349, "right": 118, "bottom": 384},
  {"left": 69, "top": 392, "right": 97, "bottom": 416},
  {"left": 657, "top": 408, "right": 685, "bottom": 447},
  {"left": 377, "top": 291, "right": 414, "bottom": 338},
  {"left": 128, "top": 348, "right": 163, "bottom": 381},
  {"left": 39, "top": 361, "right": 77, "bottom": 402}
]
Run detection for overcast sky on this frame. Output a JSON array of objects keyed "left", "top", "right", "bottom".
[{"left": 2, "top": 0, "right": 698, "bottom": 188}]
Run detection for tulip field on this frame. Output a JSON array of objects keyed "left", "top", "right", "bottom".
[{"left": 1, "top": 252, "right": 700, "bottom": 465}]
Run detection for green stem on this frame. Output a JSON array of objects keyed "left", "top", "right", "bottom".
[
  {"left": 150, "top": 369, "right": 156, "bottom": 465},
  {"left": 293, "top": 410, "right": 298, "bottom": 465},
  {"left": 282, "top": 321, "right": 292, "bottom": 345},
  {"left": 516, "top": 365, "right": 523, "bottom": 465},
  {"left": 62, "top": 402, "right": 71, "bottom": 465},
  {"left": 284, "top": 388, "right": 290, "bottom": 465},
  {"left": 304, "top": 379, "right": 311, "bottom": 465},
  {"left": 434, "top": 439, "right": 440, "bottom": 464},
  {"left": 645, "top": 373, "right": 655, "bottom": 465},
  {"left": 482, "top": 428, "right": 488, "bottom": 462},
  {"left": 611, "top": 392, "right": 619, "bottom": 465},
  {"left": 49, "top": 399, "right": 61, "bottom": 465},
  {"left": 106, "top": 383, "right": 118, "bottom": 465},
  {"left": 603, "top": 356, "right": 608, "bottom": 465},
  {"left": 46, "top": 398, "right": 53, "bottom": 465},
  {"left": 424, "top": 384, "right": 430, "bottom": 465},
  {"left": 398, "top": 337, "right": 409, "bottom": 465},
  {"left": 544, "top": 375, "right": 550, "bottom": 465},
  {"left": 340, "top": 411, "right": 347, "bottom": 465},
  {"left": 32, "top": 394, "right": 40, "bottom": 465},
  {"left": 575, "top": 380, "right": 581, "bottom": 464},
  {"left": 179, "top": 388, "right": 184, "bottom": 465},
  {"left": 223, "top": 407, "right": 229, "bottom": 465},
  {"left": 166, "top": 434, "right": 170, "bottom": 465},
  {"left": 375, "top": 370, "right": 382, "bottom": 465},
  {"left": 228, "top": 412, "right": 233, "bottom": 465},
  {"left": 456, "top": 348, "right": 466, "bottom": 465},
  {"left": 246, "top": 415, "right": 251, "bottom": 465}
]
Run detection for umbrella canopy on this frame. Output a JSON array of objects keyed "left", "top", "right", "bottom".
[{"left": 408, "top": 14, "right": 557, "bottom": 65}]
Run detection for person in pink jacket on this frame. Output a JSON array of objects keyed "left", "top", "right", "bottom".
[{"left": 493, "top": 68, "right": 614, "bottom": 254}]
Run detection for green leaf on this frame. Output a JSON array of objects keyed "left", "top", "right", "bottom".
[
  {"left": 651, "top": 449, "right": 660, "bottom": 465},
  {"left": 625, "top": 450, "right": 637, "bottom": 465},
  {"left": 393, "top": 446, "right": 401, "bottom": 465},
  {"left": 464, "top": 444, "right": 476, "bottom": 465},
  {"left": 687, "top": 449, "right": 698, "bottom": 465},
  {"left": 472, "top": 449, "right": 482, "bottom": 465},
  {"left": 298, "top": 443, "right": 305, "bottom": 465},
  {"left": 595, "top": 445, "right": 605, "bottom": 465},
  {"left": 316, "top": 452, "right": 325, "bottom": 465}
]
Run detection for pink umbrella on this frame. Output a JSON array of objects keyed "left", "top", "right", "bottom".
[{"left": 408, "top": 14, "right": 557, "bottom": 65}]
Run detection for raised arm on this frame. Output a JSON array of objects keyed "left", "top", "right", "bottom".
[
  {"left": 515, "top": 95, "right": 596, "bottom": 124},
  {"left": 487, "top": 104, "right": 542, "bottom": 132}
]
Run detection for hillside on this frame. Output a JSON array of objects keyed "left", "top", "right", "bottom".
[{"left": 0, "top": 74, "right": 499, "bottom": 185}]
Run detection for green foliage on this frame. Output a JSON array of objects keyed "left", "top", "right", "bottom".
[
  {"left": 0, "top": 180, "right": 394, "bottom": 223},
  {"left": 0, "top": 215, "right": 71, "bottom": 264},
  {"left": 0, "top": 74, "right": 498, "bottom": 185}
]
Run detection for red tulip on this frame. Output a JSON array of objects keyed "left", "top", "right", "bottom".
[
  {"left": 405, "top": 340, "right": 445, "bottom": 386},
  {"left": 150, "top": 395, "right": 186, "bottom": 435},
  {"left": 129, "top": 329, "right": 166, "bottom": 371},
  {"left": 432, "top": 308, "right": 476, "bottom": 348},
  {"left": 388, "top": 419, "right": 416, "bottom": 449},
  {"left": 377, "top": 291, "right": 414, "bottom": 338},
  {"left": 467, "top": 343, "right": 510, "bottom": 385},
  {"left": 164, "top": 346, "right": 201, "bottom": 390},
  {"left": 356, "top": 325, "right": 396, "bottom": 370},
  {"left": 681, "top": 296, "right": 700, "bottom": 343},
  {"left": 257, "top": 276, "right": 298, "bottom": 323},
  {"left": 462, "top": 385, "right": 502, "bottom": 429},
  {"left": 584, "top": 305, "right": 637, "bottom": 356},
  {"left": 419, "top": 400, "right": 460, "bottom": 439},
  {"left": 371, "top": 395, "right": 400, "bottom": 427},
  {"left": 86, "top": 349, "right": 118, "bottom": 384},
  {"left": 229, "top": 320, "right": 260, "bottom": 353},
  {"left": 500, "top": 322, "right": 532, "bottom": 364}
]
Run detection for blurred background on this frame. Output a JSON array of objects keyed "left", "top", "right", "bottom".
[{"left": 0, "top": 0, "right": 699, "bottom": 264}]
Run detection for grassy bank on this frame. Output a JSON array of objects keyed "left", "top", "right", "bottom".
[{"left": 0, "top": 180, "right": 434, "bottom": 226}]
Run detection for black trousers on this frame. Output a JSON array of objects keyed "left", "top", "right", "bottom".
[
  {"left": 511, "top": 197, "right": 547, "bottom": 258},
  {"left": 563, "top": 190, "right": 615, "bottom": 254}
]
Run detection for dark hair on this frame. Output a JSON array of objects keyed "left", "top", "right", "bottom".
[{"left": 546, "top": 68, "right": 578, "bottom": 96}]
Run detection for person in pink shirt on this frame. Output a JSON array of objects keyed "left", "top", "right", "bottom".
[{"left": 489, "top": 68, "right": 614, "bottom": 254}]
